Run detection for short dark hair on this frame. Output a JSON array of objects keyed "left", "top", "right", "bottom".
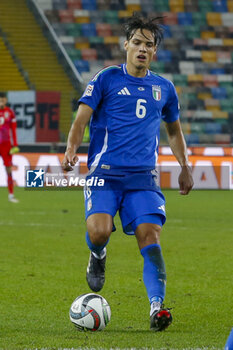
[
  {"left": 124, "top": 13, "right": 163, "bottom": 47},
  {"left": 0, "top": 92, "right": 6, "bottom": 98}
]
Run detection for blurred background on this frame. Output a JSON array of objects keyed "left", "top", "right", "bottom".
[{"left": 0, "top": 0, "right": 233, "bottom": 188}]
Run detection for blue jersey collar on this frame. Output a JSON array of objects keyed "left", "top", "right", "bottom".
[{"left": 122, "top": 63, "right": 151, "bottom": 79}]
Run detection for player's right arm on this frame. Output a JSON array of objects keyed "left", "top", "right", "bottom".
[{"left": 62, "top": 103, "right": 93, "bottom": 171}]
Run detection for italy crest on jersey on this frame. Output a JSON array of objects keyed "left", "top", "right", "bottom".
[{"left": 152, "top": 85, "right": 161, "bottom": 101}]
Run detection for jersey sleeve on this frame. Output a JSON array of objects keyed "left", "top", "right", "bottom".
[
  {"left": 78, "top": 72, "right": 104, "bottom": 111},
  {"left": 162, "top": 81, "right": 180, "bottom": 123}
]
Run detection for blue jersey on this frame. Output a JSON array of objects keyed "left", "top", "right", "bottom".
[{"left": 79, "top": 64, "right": 179, "bottom": 174}]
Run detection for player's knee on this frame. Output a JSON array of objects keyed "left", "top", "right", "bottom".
[
  {"left": 144, "top": 228, "right": 161, "bottom": 245},
  {"left": 88, "top": 227, "right": 111, "bottom": 246},
  {"left": 136, "top": 224, "right": 161, "bottom": 249},
  {"left": 87, "top": 213, "right": 112, "bottom": 245}
]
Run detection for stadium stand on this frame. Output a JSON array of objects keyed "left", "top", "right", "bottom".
[
  {"left": 0, "top": 0, "right": 78, "bottom": 138},
  {"left": 0, "top": 0, "right": 232, "bottom": 145},
  {"left": 0, "top": 37, "right": 29, "bottom": 90},
  {"left": 34, "top": 0, "right": 233, "bottom": 145}
]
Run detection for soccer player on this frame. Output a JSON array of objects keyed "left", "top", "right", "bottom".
[
  {"left": 62, "top": 15, "right": 193, "bottom": 331},
  {"left": 0, "top": 92, "right": 19, "bottom": 203}
]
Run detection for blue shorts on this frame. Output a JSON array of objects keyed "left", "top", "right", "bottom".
[{"left": 84, "top": 186, "right": 166, "bottom": 235}]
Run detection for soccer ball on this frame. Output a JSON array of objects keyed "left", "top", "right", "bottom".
[{"left": 69, "top": 293, "right": 111, "bottom": 331}]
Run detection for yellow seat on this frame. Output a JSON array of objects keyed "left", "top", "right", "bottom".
[
  {"left": 170, "top": 5, "right": 184, "bottom": 12},
  {"left": 169, "top": 0, "right": 184, "bottom": 5},
  {"left": 187, "top": 74, "right": 203, "bottom": 82},
  {"left": 223, "top": 39, "right": 233, "bottom": 46},
  {"left": 118, "top": 10, "right": 133, "bottom": 18},
  {"left": 206, "top": 105, "right": 220, "bottom": 111},
  {"left": 75, "top": 42, "right": 90, "bottom": 49},
  {"left": 202, "top": 51, "right": 217, "bottom": 63},
  {"left": 75, "top": 17, "right": 90, "bottom": 24},
  {"left": 104, "top": 37, "right": 119, "bottom": 44},
  {"left": 0, "top": 37, "right": 28, "bottom": 90},
  {"left": 126, "top": 4, "right": 141, "bottom": 11},
  {"left": 212, "top": 111, "right": 228, "bottom": 119},
  {"left": 197, "top": 92, "right": 212, "bottom": 100},
  {"left": 201, "top": 31, "right": 216, "bottom": 39},
  {"left": 206, "top": 13, "right": 222, "bottom": 26},
  {"left": 201, "top": 51, "right": 217, "bottom": 63},
  {"left": 227, "top": 0, "right": 233, "bottom": 12}
]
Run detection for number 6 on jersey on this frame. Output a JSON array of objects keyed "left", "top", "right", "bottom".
[{"left": 136, "top": 99, "right": 147, "bottom": 119}]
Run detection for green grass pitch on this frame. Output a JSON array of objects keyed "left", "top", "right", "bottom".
[{"left": 0, "top": 187, "right": 232, "bottom": 350}]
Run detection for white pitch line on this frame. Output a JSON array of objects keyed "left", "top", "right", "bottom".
[{"left": 0, "top": 221, "right": 77, "bottom": 227}]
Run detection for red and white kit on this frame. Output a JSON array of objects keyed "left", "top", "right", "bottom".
[{"left": 0, "top": 106, "right": 18, "bottom": 166}]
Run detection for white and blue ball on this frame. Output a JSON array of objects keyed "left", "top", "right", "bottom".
[{"left": 69, "top": 293, "right": 111, "bottom": 331}]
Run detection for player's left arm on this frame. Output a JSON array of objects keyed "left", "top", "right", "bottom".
[
  {"left": 165, "top": 119, "right": 193, "bottom": 195},
  {"left": 9, "top": 110, "right": 20, "bottom": 154}
]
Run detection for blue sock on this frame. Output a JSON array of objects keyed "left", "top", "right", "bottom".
[
  {"left": 85, "top": 231, "right": 109, "bottom": 255},
  {"left": 140, "top": 243, "right": 166, "bottom": 304},
  {"left": 225, "top": 328, "right": 233, "bottom": 350}
]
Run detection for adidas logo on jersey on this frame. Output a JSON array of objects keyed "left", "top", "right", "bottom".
[
  {"left": 158, "top": 205, "right": 165, "bottom": 212},
  {"left": 117, "top": 87, "right": 131, "bottom": 95}
]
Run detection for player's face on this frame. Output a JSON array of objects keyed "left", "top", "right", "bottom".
[
  {"left": 124, "top": 29, "right": 156, "bottom": 73},
  {"left": 0, "top": 97, "right": 6, "bottom": 109}
]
